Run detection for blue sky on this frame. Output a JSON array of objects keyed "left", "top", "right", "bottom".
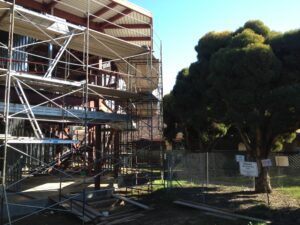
[{"left": 130, "top": 0, "right": 300, "bottom": 94}]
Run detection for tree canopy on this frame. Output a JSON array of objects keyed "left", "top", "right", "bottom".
[{"left": 164, "top": 20, "right": 300, "bottom": 193}]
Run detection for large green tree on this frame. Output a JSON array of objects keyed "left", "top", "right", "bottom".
[
  {"left": 207, "top": 21, "right": 300, "bottom": 192},
  {"left": 164, "top": 59, "right": 228, "bottom": 151},
  {"left": 165, "top": 20, "right": 300, "bottom": 193}
]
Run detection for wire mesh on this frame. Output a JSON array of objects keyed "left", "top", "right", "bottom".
[{"left": 166, "top": 150, "right": 300, "bottom": 189}]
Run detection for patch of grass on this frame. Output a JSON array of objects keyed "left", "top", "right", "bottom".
[
  {"left": 192, "top": 215, "right": 267, "bottom": 225},
  {"left": 271, "top": 175, "right": 300, "bottom": 187},
  {"left": 213, "top": 176, "right": 253, "bottom": 184},
  {"left": 152, "top": 179, "right": 198, "bottom": 188},
  {"left": 206, "top": 174, "right": 300, "bottom": 189},
  {"left": 277, "top": 186, "right": 300, "bottom": 199},
  {"left": 151, "top": 179, "right": 165, "bottom": 191},
  {"left": 170, "top": 180, "right": 198, "bottom": 188}
]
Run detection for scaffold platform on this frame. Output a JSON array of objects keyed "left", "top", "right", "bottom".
[{"left": 0, "top": 102, "right": 129, "bottom": 123}]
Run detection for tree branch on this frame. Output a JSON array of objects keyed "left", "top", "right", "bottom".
[{"left": 236, "top": 125, "right": 254, "bottom": 156}]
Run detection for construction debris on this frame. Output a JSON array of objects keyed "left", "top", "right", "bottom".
[
  {"left": 174, "top": 200, "right": 272, "bottom": 224},
  {"left": 49, "top": 192, "right": 150, "bottom": 224},
  {"left": 49, "top": 196, "right": 100, "bottom": 223},
  {"left": 112, "top": 194, "right": 152, "bottom": 210}
]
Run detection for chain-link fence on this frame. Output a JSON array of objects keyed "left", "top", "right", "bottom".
[{"left": 164, "top": 150, "right": 300, "bottom": 189}]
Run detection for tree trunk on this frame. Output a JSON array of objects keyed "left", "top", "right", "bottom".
[
  {"left": 253, "top": 127, "right": 272, "bottom": 193},
  {"left": 255, "top": 162, "right": 272, "bottom": 193}
]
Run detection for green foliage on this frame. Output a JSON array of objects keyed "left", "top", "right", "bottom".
[
  {"left": 195, "top": 31, "right": 232, "bottom": 61},
  {"left": 243, "top": 20, "right": 271, "bottom": 37},
  {"left": 269, "top": 29, "right": 300, "bottom": 83},
  {"left": 164, "top": 58, "right": 229, "bottom": 150},
  {"left": 273, "top": 133, "right": 297, "bottom": 151},
  {"left": 163, "top": 93, "right": 178, "bottom": 141},
  {"left": 230, "top": 29, "right": 265, "bottom": 48},
  {"left": 165, "top": 20, "right": 300, "bottom": 170},
  {"left": 209, "top": 42, "right": 281, "bottom": 128},
  {"left": 205, "top": 20, "right": 300, "bottom": 159}
]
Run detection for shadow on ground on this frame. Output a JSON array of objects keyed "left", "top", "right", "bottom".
[{"left": 132, "top": 187, "right": 300, "bottom": 225}]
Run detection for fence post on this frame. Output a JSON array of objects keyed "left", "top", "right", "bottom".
[
  {"left": 206, "top": 152, "right": 209, "bottom": 186},
  {"left": 167, "top": 152, "right": 171, "bottom": 190},
  {"left": 163, "top": 153, "right": 167, "bottom": 189},
  {"left": 167, "top": 152, "right": 173, "bottom": 190}
]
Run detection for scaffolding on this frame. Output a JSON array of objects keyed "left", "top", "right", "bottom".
[{"left": 0, "top": 0, "right": 163, "bottom": 224}]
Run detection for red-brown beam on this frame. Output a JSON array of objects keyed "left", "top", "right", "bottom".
[
  {"left": 46, "top": 0, "right": 61, "bottom": 9},
  {"left": 89, "top": 2, "right": 117, "bottom": 21},
  {"left": 99, "top": 8, "right": 132, "bottom": 29},
  {"left": 104, "top": 23, "right": 151, "bottom": 29},
  {"left": 12, "top": 0, "right": 152, "bottom": 36},
  {"left": 117, "top": 36, "right": 151, "bottom": 41},
  {"left": 14, "top": 0, "right": 45, "bottom": 12},
  {"left": 52, "top": 8, "right": 104, "bottom": 32},
  {"left": 13, "top": 0, "right": 104, "bottom": 32},
  {"left": 12, "top": 0, "right": 154, "bottom": 37}
]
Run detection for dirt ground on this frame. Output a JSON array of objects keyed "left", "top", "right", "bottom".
[
  {"left": 120, "top": 185, "right": 300, "bottom": 225},
  {"left": 8, "top": 185, "right": 300, "bottom": 225}
]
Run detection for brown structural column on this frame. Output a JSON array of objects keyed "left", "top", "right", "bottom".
[
  {"left": 87, "top": 125, "right": 94, "bottom": 175},
  {"left": 93, "top": 63, "right": 102, "bottom": 190},
  {"left": 113, "top": 130, "right": 120, "bottom": 179},
  {"left": 94, "top": 124, "right": 102, "bottom": 190}
]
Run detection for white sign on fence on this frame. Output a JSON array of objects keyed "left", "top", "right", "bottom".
[
  {"left": 275, "top": 156, "right": 289, "bottom": 167},
  {"left": 261, "top": 159, "right": 272, "bottom": 168},
  {"left": 239, "top": 161, "right": 258, "bottom": 177},
  {"left": 235, "top": 155, "right": 245, "bottom": 163}
]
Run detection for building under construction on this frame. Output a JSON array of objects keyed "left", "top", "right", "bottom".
[{"left": 0, "top": 0, "right": 163, "bottom": 223}]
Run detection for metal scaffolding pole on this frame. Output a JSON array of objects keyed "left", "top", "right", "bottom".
[
  {"left": 2, "top": 1, "right": 15, "bottom": 223},
  {"left": 3, "top": 0, "right": 15, "bottom": 187},
  {"left": 84, "top": 0, "right": 90, "bottom": 171},
  {"left": 82, "top": 1, "right": 90, "bottom": 224},
  {"left": 160, "top": 40, "right": 165, "bottom": 186}
]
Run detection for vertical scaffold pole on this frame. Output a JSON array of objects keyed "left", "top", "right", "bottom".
[
  {"left": 2, "top": 1, "right": 16, "bottom": 224},
  {"left": 3, "top": 0, "right": 15, "bottom": 187},
  {"left": 159, "top": 40, "right": 164, "bottom": 188},
  {"left": 82, "top": 1, "right": 90, "bottom": 224},
  {"left": 84, "top": 0, "right": 90, "bottom": 171}
]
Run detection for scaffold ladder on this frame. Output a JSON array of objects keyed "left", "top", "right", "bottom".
[
  {"left": 14, "top": 80, "right": 44, "bottom": 139},
  {"left": 44, "top": 32, "right": 75, "bottom": 78}
]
